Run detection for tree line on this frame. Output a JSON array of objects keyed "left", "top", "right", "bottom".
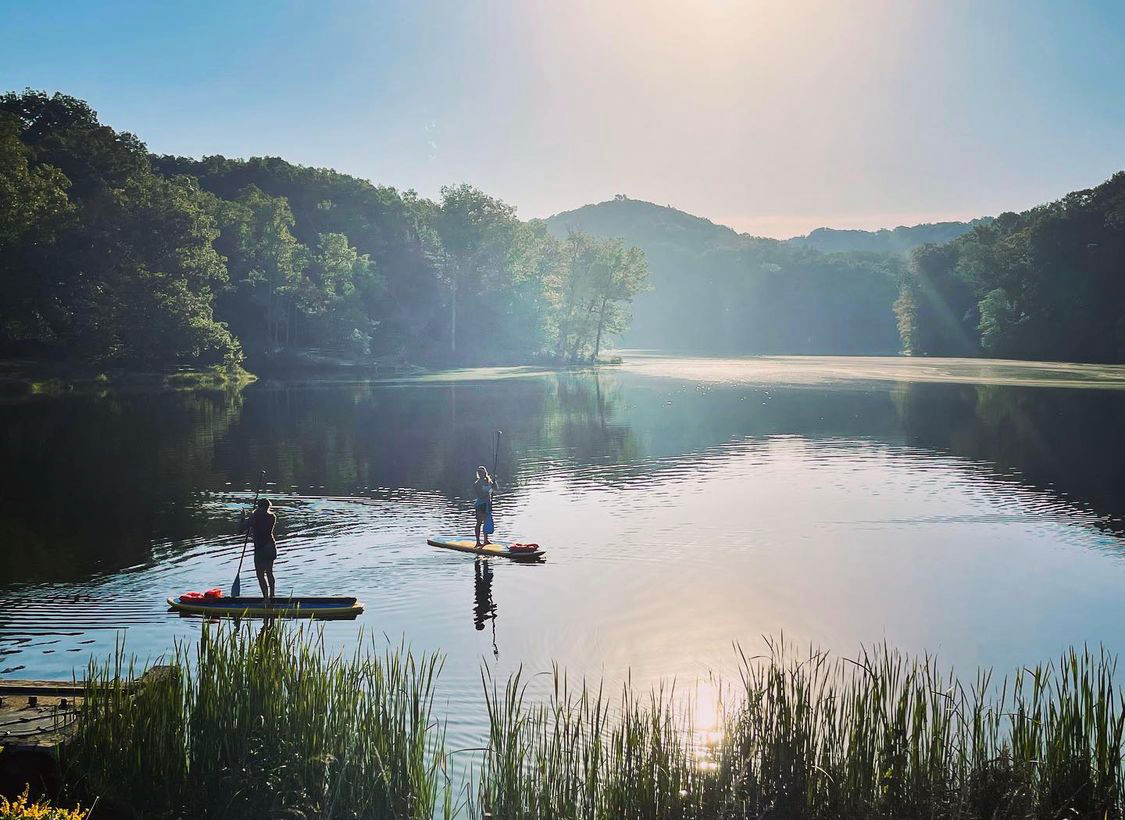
[
  {"left": 896, "top": 171, "right": 1125, "bottom": 362},
  {"left": 546, "top": 197, "right": 906, "bottom": 354},
  {"left": 0, "top": 91, "right": 647, "bottom": 371},
  {"left": 4, "top": 90, "right": 1122, "bottom": 371},
  {"left": 549, "top": 176, "right": 1125, "bottom": 364}
]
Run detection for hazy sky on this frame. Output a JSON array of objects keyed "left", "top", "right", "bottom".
[{"left": 2, "top": 0, "right": 1123, "bottom": 237}]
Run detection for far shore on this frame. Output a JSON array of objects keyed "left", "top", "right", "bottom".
[
  {"left": 0, "top": 351, "right": 627, "bottom": 396},
  {"left": 9, "top": 349, "right": 1125, "bottom": 398}
]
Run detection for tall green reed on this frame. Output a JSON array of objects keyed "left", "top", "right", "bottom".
[
  {"left": 475, "top": 639, "right": 1125, "bottom": 820},
  {"left": 476, "top": 665, "right": 720, "bottom": 820},
  {"left": 718, "top": 639, "right": 1125, "bottom": 819},
  {"left": 65, "top": 623, "right": 453, "bottom": 820},
  {"left": 60, "top": 629, "right": 1125, "bottom": 820}
]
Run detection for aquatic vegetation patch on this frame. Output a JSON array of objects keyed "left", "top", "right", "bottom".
[
  {"left": 60, "top": 630, "right": 1125, "bottom": 819},
  {"left": 64, "top": 626, "right": 451, "bottom": 820},
  {"left": 475, "top": 639, "right": 1125, "bottom": 819}
]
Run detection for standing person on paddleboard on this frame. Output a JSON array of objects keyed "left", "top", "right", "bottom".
[
  {"left": 240, "top": 498, "right": 277, "bottom": 600},
  {"left": 473, "top": 466, "right": 497, "bottom": 546}
]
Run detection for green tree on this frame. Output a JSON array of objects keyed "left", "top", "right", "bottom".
[
  {"left": 433, "top": 184, "right": 522, "bottom": 357},
  {"left": 0, "top": 113, "right": 71, "bottom": 244},
  {"left": 554, "top": 231, "right": 601, "bottom": 360},
  {"left": 895, "top": 242, "right": 978, "bottom": 356},
  {"left": 977, "top": 287, "right": 1026, "bottom": 356},
  {"left": 1, "top": 91, "right": 653, "bottom": 370},
  {"left": 897, "top": 172, "right": 1125, "bottom": 362},
  {"left": 64, "top": 172, "right": 239, "bottom": 366},
  {"left": 495, "top": 220, "right": 565, "bottom": 358},
  {"left": 0, "top": 91, "right": 239, "bottom": 367},
  {"left": 552, "top": 232, "right": 649, "bottom": 360},
  {"left": 212, "top": 185, "right": 304, "bottom": 354},
  {"left": 0, "top": 113, "right": 73, "bottom": 349},
  {"left": 0, "top": 90, "right": 148, "bottom": 200},
  {"left": 297, "top": 232, "right": 381, "bottom": 354},
  {"left": 154, "top": 154, "right": 445, "bottom": 357},
  {"left": 591, "top": 240, "right": 647, "bottom": 358}
]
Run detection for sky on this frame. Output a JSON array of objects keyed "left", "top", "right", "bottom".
[{"left": 2, "top": 0, "right": 1123, "bottom": 238}]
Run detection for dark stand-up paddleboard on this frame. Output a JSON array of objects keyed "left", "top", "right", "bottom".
[
  {"left": 168, "top": 595, "right": 364, "bottom": 619},
  {"left": 427, "top": 536, "right": 544, "bottom": 560}
]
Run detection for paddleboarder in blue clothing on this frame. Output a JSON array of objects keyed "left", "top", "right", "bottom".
[{"left": 473, "top": 466, "right": 497, "bottom": 546}]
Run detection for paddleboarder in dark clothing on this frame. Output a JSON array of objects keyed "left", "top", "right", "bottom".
[{"left": 240, "top": 498, "right": 277, "bottom": 599}]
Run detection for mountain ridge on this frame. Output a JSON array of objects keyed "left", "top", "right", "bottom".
[
  {"left": 542, "top": 195, "right": 905, "bottom": 353},
  {"left": 544, "top": 194, "right": 986, "bottom": 254},
  {"left": 789, "top": 220, "right": 992, "bottom": 254}
]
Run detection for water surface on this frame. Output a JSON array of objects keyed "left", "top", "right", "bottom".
[{"left": 2, "top": 354, "right": 1125, "bottom": 754}]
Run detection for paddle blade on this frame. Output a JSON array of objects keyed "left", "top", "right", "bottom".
[
  {"left": 231, "top": 573, "right": 241, "bottom": 598},
  {"left": 484, "top": 511, "right": 495, "bottom": 535}
]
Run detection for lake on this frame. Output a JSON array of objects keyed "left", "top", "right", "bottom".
[{"left": 3, "top": 353, "right": 1125, "bottom": 757}]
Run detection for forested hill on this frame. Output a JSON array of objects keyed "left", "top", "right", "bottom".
[
  {"left": 547, "top": 173, "right": 1125, "bottom": 363},
  {"left": 545, "top": 197, "right": 905, "bottom": 353},
  {"left": 545, "top": 196, "right": 747, "bottom": 252},
  {"left": 897, "top": 171, "right": 1125, "bottom": 363},
  {"left": 789, "top": 220, "right": 990, "bottom": 255},
  {"left": 546, "top": 197, "right": 985, "bottom": 256},
  {"left": 0, "top": 91, "right": 647, "bottom": 372}
]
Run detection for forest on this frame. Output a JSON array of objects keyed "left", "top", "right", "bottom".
[
  {"left": 3, "top": 90, "right": 1124, "bottom": 372},
  {"left": 0, "top": 91, "right": 647, "bottom": 372},
  {"left": 546, "top": 197, "right": 908, "bottom": 354},
  {"left": 549, "top": 175, "right": 1125, "bottom": 363},
  {"left": 895, "top": 171, "right": 1125, "bottom": 362},
  {"left": 788, "top": 219, "right": 989, "bottom": 254}
]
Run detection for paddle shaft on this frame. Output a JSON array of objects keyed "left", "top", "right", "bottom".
[
  {"left": 233, "top": 470, "right": 266, "bottom": 593},
  {"left": 484, "top": 430, "right": 501, "bottom": 535}
]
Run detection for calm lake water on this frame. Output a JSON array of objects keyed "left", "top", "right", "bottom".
[{"left": 3, "top": 353, "right": 1125, "bottom": 756}]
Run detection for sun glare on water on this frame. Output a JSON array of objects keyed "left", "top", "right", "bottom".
[{"left": 691, "top": 679, "right": 726, "bottom": 771}]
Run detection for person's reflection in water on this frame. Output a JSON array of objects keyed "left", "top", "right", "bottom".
[{"left": 473, "top": 558, "right": 498, "bottom": 658}]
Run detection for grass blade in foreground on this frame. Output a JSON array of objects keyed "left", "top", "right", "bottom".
[
  {"left": 59, "top": 629, "right": 1125, "bottom": 819},
  {"left": 475, "top": 640, "right": 1125, "bottom": 820},
  {"left": 65, "top": 624, "right": 453, "bottom": 820}
]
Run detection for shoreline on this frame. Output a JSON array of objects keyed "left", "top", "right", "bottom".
[
  {"left": 0, "top": 361, "right": 256, "bottom": 397},
  {"left": 0, "top": 353, "right": 625, "bottom": 397},
  {"left": 5, "top": 629, "right": 1124, "bottom": 819}
]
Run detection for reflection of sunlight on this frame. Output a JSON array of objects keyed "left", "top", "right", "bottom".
[{"left": 691, "top": 679, "right": 724, "bottom": 770}]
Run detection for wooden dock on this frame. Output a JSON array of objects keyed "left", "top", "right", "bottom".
[
  {"left": 1, "top": 669, "right": 169, "bottom": 803},
  {"left": 0, "top": 679, "right": 83, "bottom": 748},
  {"left": 0, "top": 679, "right": 83, "bottom": 799}
]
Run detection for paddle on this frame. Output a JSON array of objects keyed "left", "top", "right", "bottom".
[
  {"left": 484, "top": 430, "right": 501, "bottom": 536},
  {"left": 231, "top": 470, "right": 266, "bottom": 598}
]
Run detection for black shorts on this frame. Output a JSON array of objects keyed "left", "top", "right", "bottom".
[{"left": 253, "top": 543, "right": 277, "bottom": 568}]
